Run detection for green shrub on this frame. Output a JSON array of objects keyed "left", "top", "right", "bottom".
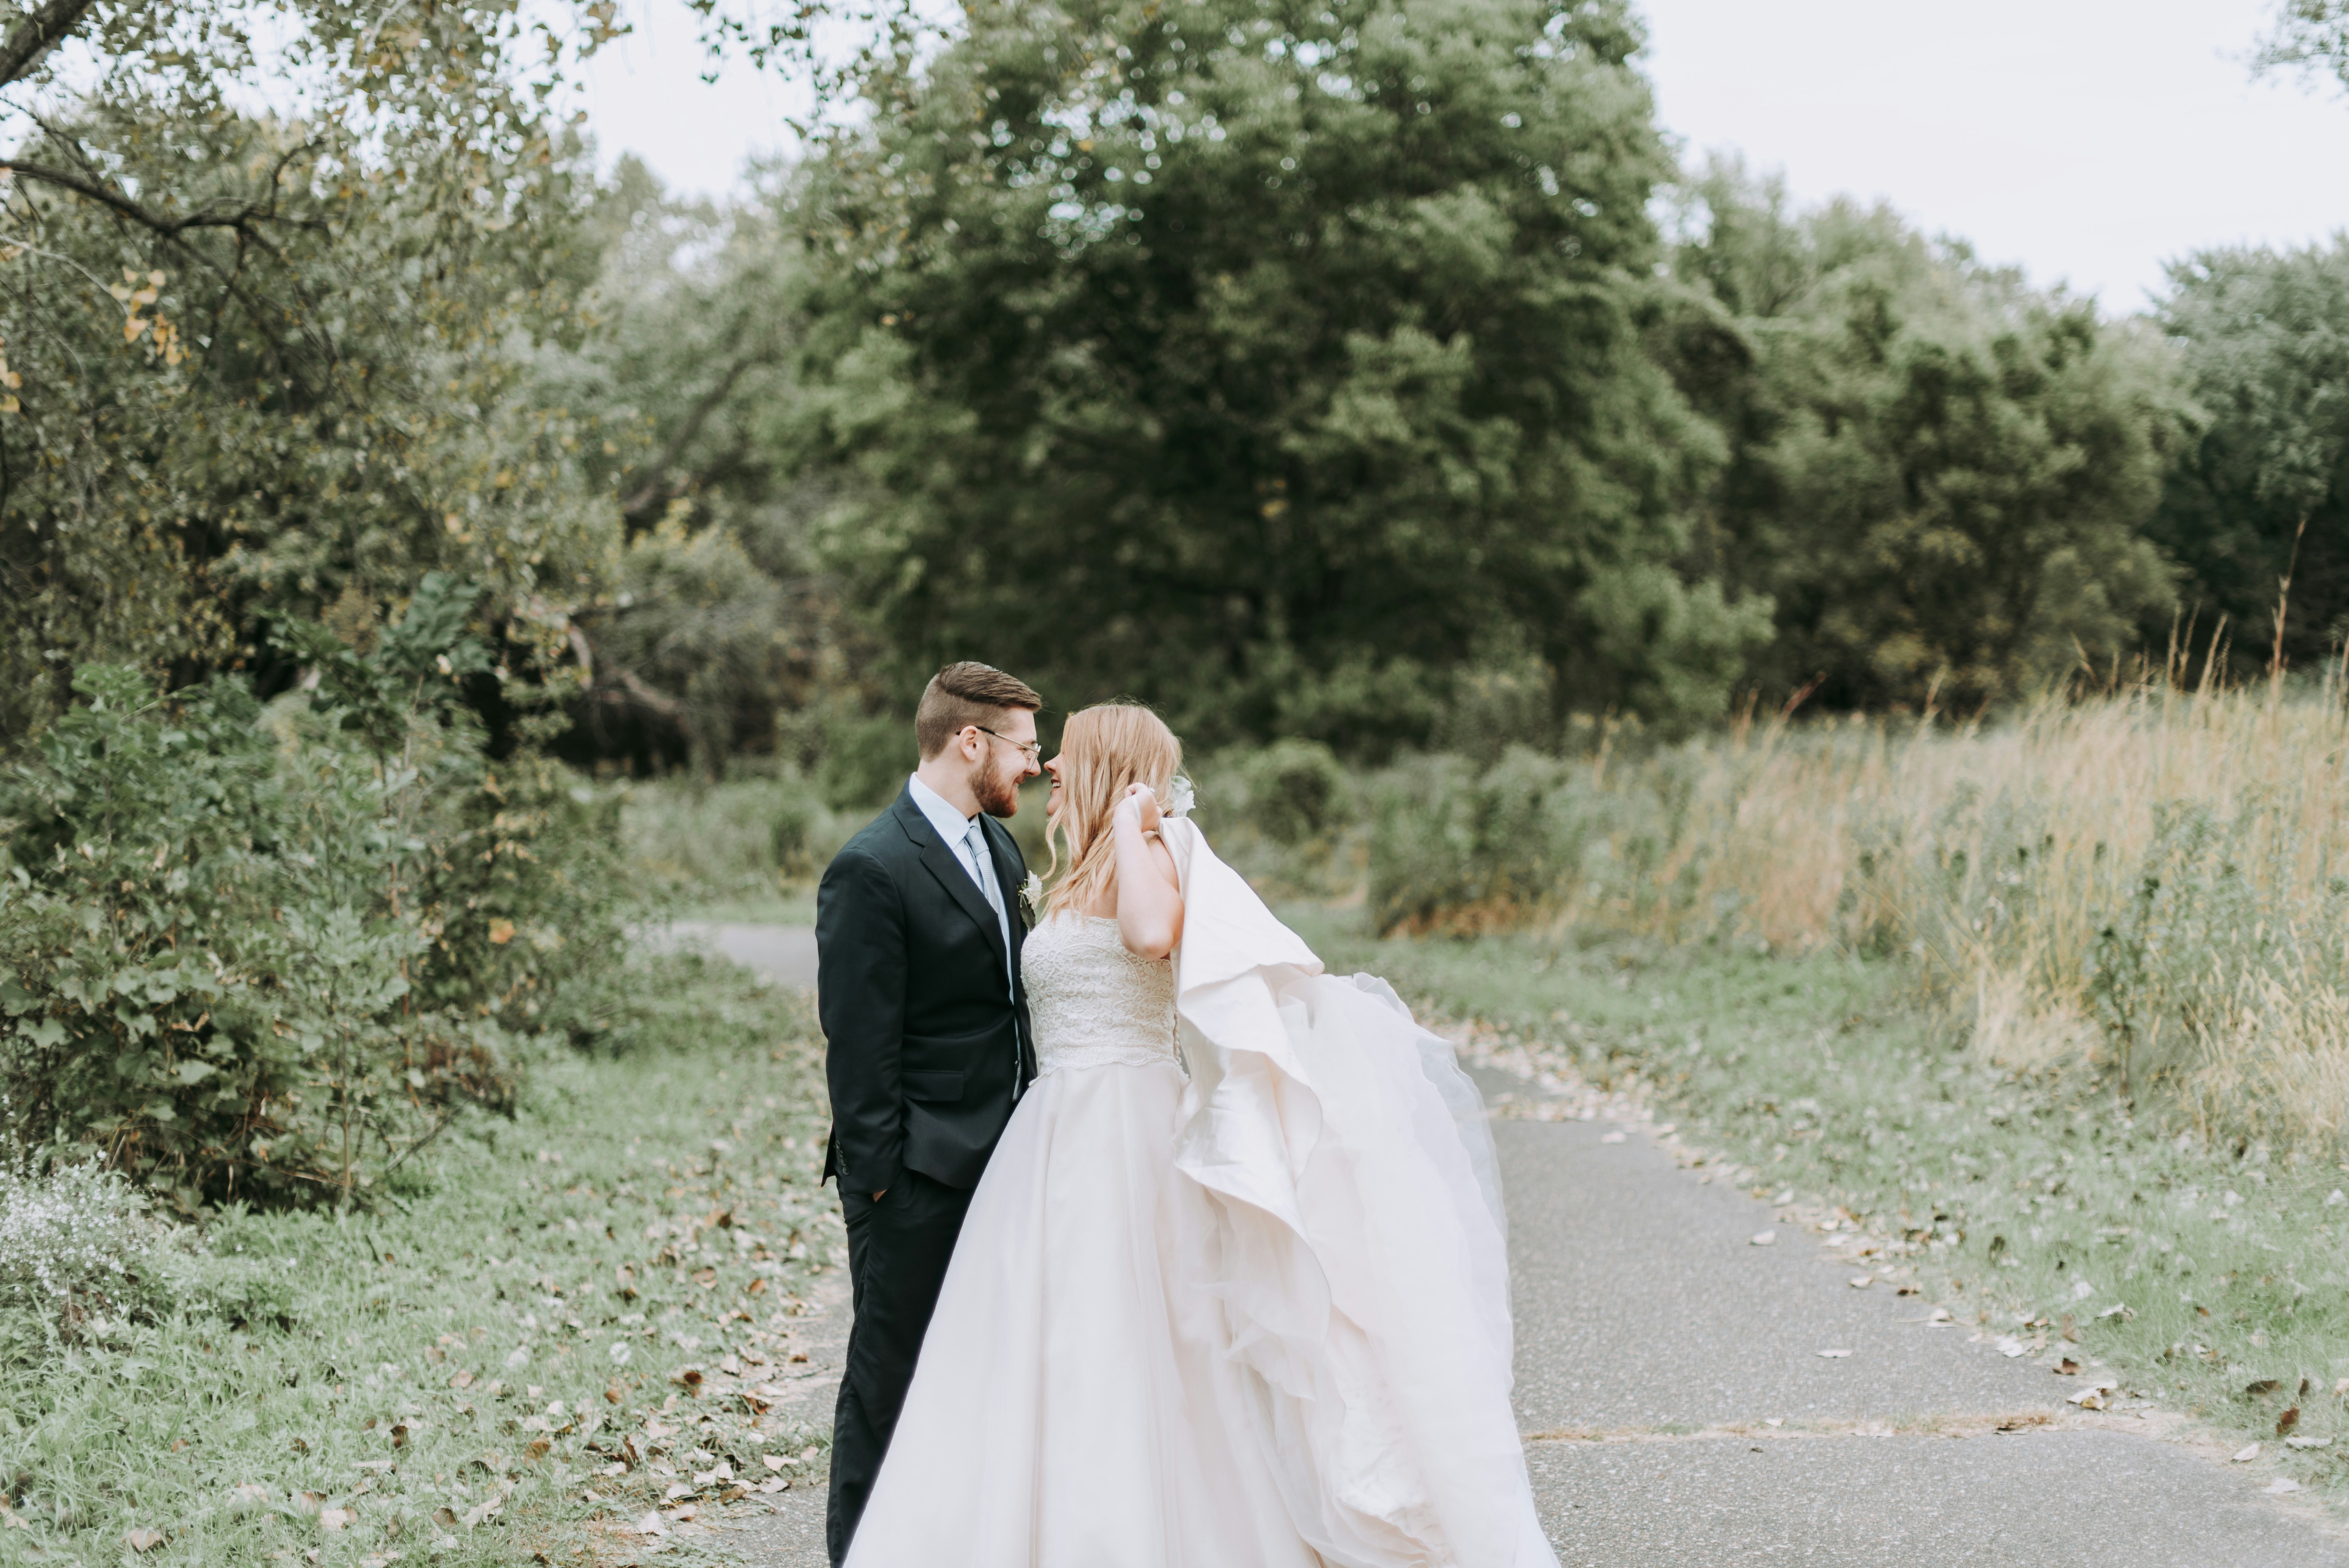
[
  {"left": 1368, "top": 751, "right": 1582, "bottom": 932},
  {"left": 0, "top": 589, "right": 643, "bottom": 1212},
  {"left": 1226, "top": 739, "right": 1355, "bottom": 847},
  {"left": 779, "top": 695, "right": 914, "bottom": 813},
  {"left": 621, "top": 772, "right": 857, "bottom": 898}
]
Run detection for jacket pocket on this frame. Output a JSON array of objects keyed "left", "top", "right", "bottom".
[{"left": 902, "top": 1069, "right": 966, "bottom": 1103}]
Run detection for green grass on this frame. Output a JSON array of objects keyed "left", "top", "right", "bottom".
[
  {"left": 0, "top": 953, "right": 840, "bottom": 1566},
  {"left": 1288, "top": 908, "right": 2349, "bottom": 1490}
]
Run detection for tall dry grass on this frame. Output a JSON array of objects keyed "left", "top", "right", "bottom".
[{"left": 1363, "top": 677, "right": 2349, "bottom": 1149}]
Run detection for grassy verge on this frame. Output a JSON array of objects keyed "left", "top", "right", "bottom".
[
  {"left": 1288, "top": 908, "right": 2349, "bottom": 1492},
  {"left": 0, "top": 954, "right": 841, "bottom": 1567}
]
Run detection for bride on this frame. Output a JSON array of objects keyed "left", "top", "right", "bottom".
[{"left": 843, "top": 704, "right": 1556, "bottom": 1567}]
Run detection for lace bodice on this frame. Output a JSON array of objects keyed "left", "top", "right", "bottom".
[{"left": 1021, "top": 914, "right": 1179, "bottom": 1077}]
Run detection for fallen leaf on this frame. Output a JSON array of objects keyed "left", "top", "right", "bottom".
[
  {"left": 450, "top": 1370, "right": 474, "bottom": 1390},
  {"left": 433, "top": 1507, "right": 459, "bottom": 1529},
  {"left": 229, "top": 1484, "right": 270, "bottom": 1507},
  {"left": 319, "top": 1509, "right": 352, "bottom": 1531},
  {"left": 2246, "top": 1378, "right": 2283, "bottom": 1399},
  {"left": 2233, "top": 1443, "right": 2262, "bottom": 1462},
  {"left": 2265, "top": 1478, "right": 2304, "bottom": 1495},
  {"left": 1848, "top": 1276, "right": 1873, "bottom": 1290},
  {"left": 1995, "top": 1336, "right": 2026, "bottom": 1358},
  {"left": 462, "top": 1497, "right": 503, "bottom": 1529},
  {"left": 296, "top": 1492, "right": 326, "bottom": 1515},
  {"left": 756, "top": 1477, "right": 790, "bottom": 1494},
  {"left": 1816, "top": 1348, "right": 1853, "bottom": 1359},
  {"left": 673, "top": 1366, "right": 705, "bottom": 1391},
  {"left": 2287, "top": 1436, "right": 2332, "bottom": 1450},
  {"left": 2278, "top": 1407, "right": 2301, "bottom": 1436},
  {"left": 125, "top": 1528, "right": 165, "bottom": 1552},
  {"left": 1750, "top": 1230, "right": 1777, "bottom": 1247},
  {"left": 1599, "top": 1131, "right": 1627, "bottom": 1144},
  {"left": 629, "top": 1512, "right": 668, "bottom": 1537},
  {"left": 2055, "top": 1358, "right": 2082, "bottom": 1376},
  {"left": 762, "top": 1454, "right": 788, "bottom": 1472}
]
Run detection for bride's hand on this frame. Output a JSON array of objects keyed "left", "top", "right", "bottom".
[{"left": 1117, "top": 782, "right": 1162, "bottom": 836}]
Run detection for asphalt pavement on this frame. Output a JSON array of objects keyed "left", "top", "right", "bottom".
[{"left": 705, "top": 927, "right": 2348, "bottom": 1566}]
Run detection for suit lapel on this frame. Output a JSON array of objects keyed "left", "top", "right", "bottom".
[{"left": 891, "top": 792, "right": 1009, "bottom": 970}]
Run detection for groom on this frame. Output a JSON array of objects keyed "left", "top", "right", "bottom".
[{"left": 816, "top": 660, "right": 1043, "bottom": 1564}]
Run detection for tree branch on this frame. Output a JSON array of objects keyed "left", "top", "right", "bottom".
[
  {"left": 620, "top": 348, "right": 768, "bottom": 528},
  {"left": 0, "top": 0, "right": 97, "bottom": 91},
  {"left": 0, "top": 159, "right": 321, "bottom": 238}
]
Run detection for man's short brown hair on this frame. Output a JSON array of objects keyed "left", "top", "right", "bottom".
[{"left": 915, "top": 662, "right": 1044, "bottom": 759}]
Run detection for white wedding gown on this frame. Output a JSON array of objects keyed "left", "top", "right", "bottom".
[{"left": 843, "top": 821, "right": 1556, "bottom": 1568}]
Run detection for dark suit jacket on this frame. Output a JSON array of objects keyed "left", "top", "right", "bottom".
[{"left": 818, "top": 788, "right": 1036, "bottom": 1195}]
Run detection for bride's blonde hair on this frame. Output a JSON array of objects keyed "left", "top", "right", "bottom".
[{"left": 1043, "top": 702, "right": 1183, "bottom": 920}]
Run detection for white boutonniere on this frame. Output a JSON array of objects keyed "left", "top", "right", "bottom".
[{"left": 1018, "top": 871, "right": 1044, "bottom": 925}]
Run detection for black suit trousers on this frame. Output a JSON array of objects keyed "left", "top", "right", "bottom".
[{"left": 826, "top": 1168, "right": 975, "bottom": 1565}]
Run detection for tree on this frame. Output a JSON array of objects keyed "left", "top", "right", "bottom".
[
  {"left": 0, "top": 2, "right": 653, "bottom": 739},
  {"left": 790, "top": 0, "right": 1767, "bottom": 750},
  {"left": 2259, "top": 1, "right": 2349, "bottom": 93},
  {"left": 1656, "top": 162, "right": 2188, "bottom": 710},
  {"left": 524, "top": 159, "right": 888, "bottom": 773},
  {"left": 2152, "top": 240, "right": 2349, "bottom": 669}
]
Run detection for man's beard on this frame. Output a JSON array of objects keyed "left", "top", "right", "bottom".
[{"left": 973, "top": 765, "right": 1021, "bottom": 818}]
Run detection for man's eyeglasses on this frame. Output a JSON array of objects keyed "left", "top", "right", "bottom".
[{"left": 973, "top": 725, "right": 1042, "bottom": 766}]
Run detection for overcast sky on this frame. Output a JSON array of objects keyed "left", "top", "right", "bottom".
[{"left": 574, "top": 0, "right": 2349, "bottom": 310}]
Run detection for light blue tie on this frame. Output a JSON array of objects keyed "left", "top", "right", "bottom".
[{"left": 964, "top": 818, "right": 1021, "bottom": 1097}]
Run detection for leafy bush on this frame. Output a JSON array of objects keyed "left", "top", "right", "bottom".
[
  {"left": 0, "top": 584, "right": 642, "bottom": 1212},
  {"left": 1222, "top": 740, "right": 1355, "bottom": 848},
  {"left": 1367, "top": 748, "right": 1646, "bottom": 935},
  {"left": 621, "top": 771, "right": 860, "bottom": 900}
]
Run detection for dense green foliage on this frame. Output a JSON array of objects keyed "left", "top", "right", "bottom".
[
  {"left": 791, "top": 0, "right": 1768, "bottom": 748},
  {"left": 2152, "top": 239, "right": 2349, "bottom": 667},
  {"left": 0, "top": 589, "right": 637, "bottom": 1212},
  {"left": 1659, "top": 165, "right": 2188, "bottom": 710},
  {"left": 0, "top": 0, "right": 648, "bottom": 743}
]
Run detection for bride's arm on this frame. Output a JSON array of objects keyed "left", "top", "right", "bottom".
[{"left": 1112, "top": 783, "right": 1185, "bottom": 960}]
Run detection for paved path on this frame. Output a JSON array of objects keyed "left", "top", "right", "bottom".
[{"left": 706, "top": 927, "right": 2347, "bottom": 1566}]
